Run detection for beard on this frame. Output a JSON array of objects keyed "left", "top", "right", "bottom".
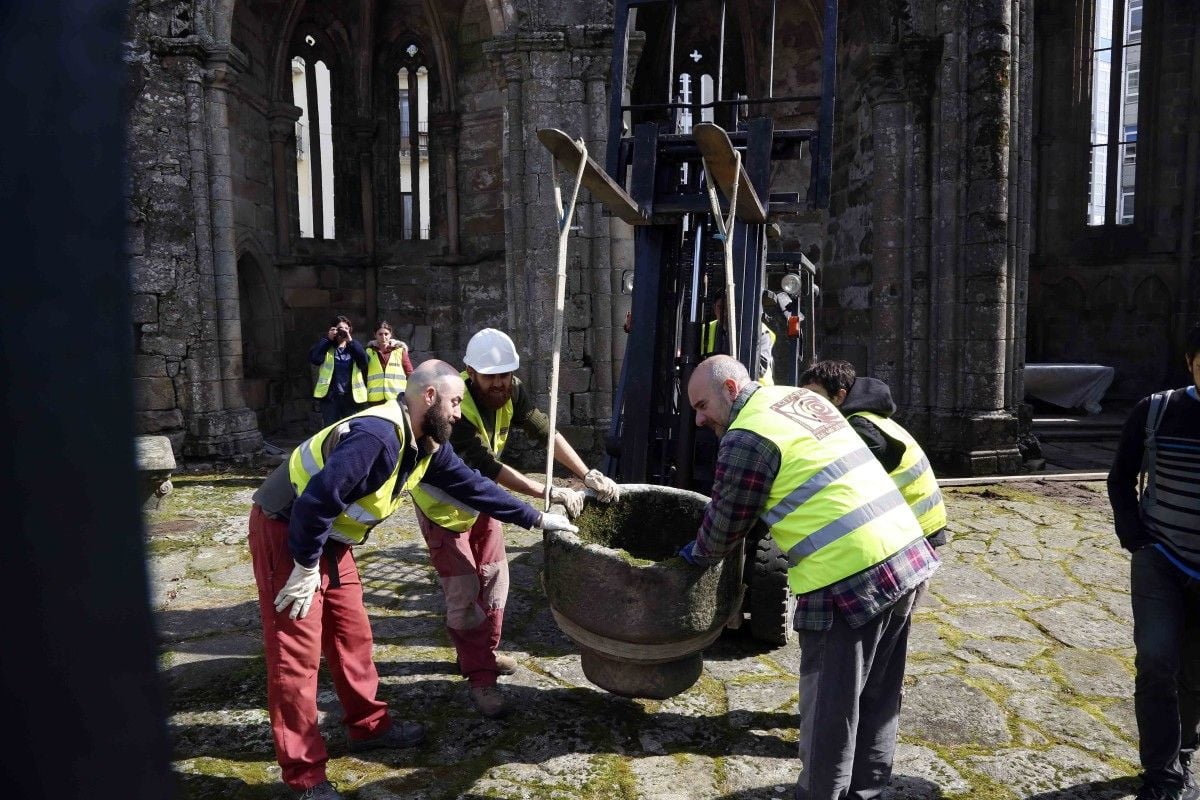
[
  {"left": 424, "top": 399, "right": 454, "bottom": 445},
  {"left": 473, "top": 382, "right": 512, "bottom": 411}
]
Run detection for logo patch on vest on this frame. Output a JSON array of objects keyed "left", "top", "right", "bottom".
[{"left": 769, "top": 390, "right": 847, "bottom": 440}]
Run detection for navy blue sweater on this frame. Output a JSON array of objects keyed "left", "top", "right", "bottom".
[
  {"left": 309, "top": 338, "right": 369, "bottom": 396},
  {"left": 289, "top": 415, "right": 541, "bottom": 566}
]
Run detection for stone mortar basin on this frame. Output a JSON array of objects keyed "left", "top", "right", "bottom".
[{"left": 542, "top": 483, "right": 743, "bottom": 699}]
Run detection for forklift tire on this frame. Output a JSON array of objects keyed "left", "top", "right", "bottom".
[{"left": 747, "top": 531, "right": 795, "bottom": 647}]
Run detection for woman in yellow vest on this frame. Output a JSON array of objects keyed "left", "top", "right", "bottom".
[
  {"left": 365, "top": 320, "right": 412, "bottom": 403},
  {"left": 799, "top": 359, "right": 948, "bottom": 546},
  {"left": 680, "top": 355, "right": 939, "bottom": 800},
  {"left": 309, "top": 315, "right": 369, "bottom": 426}
]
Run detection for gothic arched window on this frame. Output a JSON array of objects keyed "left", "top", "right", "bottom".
[
  {"left": 1086, "top": 0, "right": 1143, "bottom": 226},
  {"left": 396, "top": 42, "right": 430, "bottom": 240},
  {"left": 291, "top": 34, "right": 337, "bottom": 239}
]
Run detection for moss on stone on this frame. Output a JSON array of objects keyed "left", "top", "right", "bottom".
[{"left": 573, "top": 492, "right": 703, "bottom": 562}]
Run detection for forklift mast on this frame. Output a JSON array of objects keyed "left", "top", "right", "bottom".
[{"left": 598, "top": 0, "right": 838, "bottom": 494}]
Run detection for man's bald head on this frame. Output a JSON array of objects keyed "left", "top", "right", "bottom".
[
  {"left": 405, "top": 359, "right": 465, "bottom": 446},
  {"left": 688, "top": 355, "right": 751, "bottom": 436},
  {"left": 408, "top": 359, "right": 461, "bottom": 397}
]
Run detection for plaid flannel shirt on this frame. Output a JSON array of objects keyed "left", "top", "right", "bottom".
[{"left": 694, "top": 384, "right": 940, "bottom": 631}]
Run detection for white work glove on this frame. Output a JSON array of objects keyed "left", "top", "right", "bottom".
[
  {"left": 274, "top": 560, "right": 321, "bottom": 620},
  {"left": 583, "top": 469, "right": 621, "bottom": 503},
  {"left": 539, "top": 512, "right": 579, "bottom": 534},
  {"left": 549, "top": 486, "right": 586, "bottom": 518}
]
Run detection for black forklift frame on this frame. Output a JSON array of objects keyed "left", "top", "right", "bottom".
[{"left": 602, "top": 0, "right": 838, "bottom": 492}]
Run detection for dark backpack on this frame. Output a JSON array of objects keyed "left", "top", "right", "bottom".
[{"left": 1139, "top": 389, "right": 1176, "bottom": 510}]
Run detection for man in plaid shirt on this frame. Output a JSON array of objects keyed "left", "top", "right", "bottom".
[{"left": 681, "top": 356, "right": 939, "bottom": 800}]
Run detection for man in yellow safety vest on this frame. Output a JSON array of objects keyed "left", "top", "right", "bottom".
[
  {"left": 248, "top": 360, "right": 578, "bottom": 800},
  {"left": 799, "top": 359, "right": 948, "bottom": 547},
  {"left": 410, "top": 327, "right": 622, "bottom": 719},
  {"left": 679, "top": 355, "right": 939, "bottom": 800}
]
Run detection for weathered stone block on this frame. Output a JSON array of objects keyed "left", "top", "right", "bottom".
[
  {"left": 284, "top": 287, "right": 330, "bottom": 308},
  {"left": 141, "top": 334, "right": 188, "bottom": 357},
  {"left": 280, "top": 265, "right": 318, "bottom": 289},
  {"left": 412, "top": 325, "right": 433, "bottom": 350},
  {"left": 558, "top": 366, "right": 592, "bottom": 394},
  {"left": 131, "top": 255, "right": 176, "bottom": 294},
  {"left": 131, "top": 293, "right": 159, "bottom": 324},
  {"left": 136, "top": 354, "right": 168, "bottom": 377},
  {"left": 134, "top": 408, "right": 184, "bottom": 433},
  {"left": 135, "top": 376, "right": 177, "bottom": 410}
]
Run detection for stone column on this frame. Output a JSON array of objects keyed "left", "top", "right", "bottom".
[
  {"left": 899, "top": 38, "right": 942, "bottom": 436},
  {"left": 864, "top": 45, "right": 907, "bottom": 391},
  {"left": 180, "top": 59, "right": 225, "bottom": 422},
  {"left": 352, "top": 120, "right": 378, "bottom": 324},
  {"left": 188, "top": 48, "right": 262, "bottom": 456},
  {"left": 485, "top": 28, "right": 614, "bottom": 458},
  {"left": 432, "top": 114, "right": 461, "bottom": 256},
  {"left": 268, "top": 103, "right": 301, "bottom": 257}
]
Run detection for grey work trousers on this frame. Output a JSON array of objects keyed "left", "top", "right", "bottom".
[{"left": 794, "top": 588, "right": 919, "bottom": 800}]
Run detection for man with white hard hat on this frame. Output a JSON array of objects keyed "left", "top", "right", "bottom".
[{"left": 411, "top": 328, "right": 622, "bottom": 718}]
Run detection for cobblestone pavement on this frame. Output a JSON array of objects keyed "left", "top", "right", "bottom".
[{"left": 151, "top": 473, "right": 1149, "bottom": 800}]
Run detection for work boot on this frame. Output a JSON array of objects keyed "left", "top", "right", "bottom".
[
  {"left": 346, "top": 719, "right": 425, "bottom": 753},
  {"left": 457, "top": 653, "right": 518, "bottom": 676},
  {"left": 1135, "top": 784, "right": 1182, "bottom": 800},
  {"left": 469, "top": 685, "right": 509, "bottom": 718},
  {"left": 294, "top": 780, "right": 343, "bottom": 800}
]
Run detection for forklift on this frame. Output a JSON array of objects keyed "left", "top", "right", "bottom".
[{"left": 539, "top": 0, "right": 836, "bottom": 646}]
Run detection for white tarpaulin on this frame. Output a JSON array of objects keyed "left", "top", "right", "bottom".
[{"left": 1024, "top": 363, "right": 1115, "bottom": 414}]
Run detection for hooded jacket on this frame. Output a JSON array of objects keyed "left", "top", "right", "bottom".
[
  {"left": 839, "top": 376, "right": 947, "bottom": 547},
  {"left": 837, "top": 377, "right": 903, "bottom": 472}
]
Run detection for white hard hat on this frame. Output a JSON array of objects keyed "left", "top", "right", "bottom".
[{"left": 463, "top": 328, "right": 520, "bottom": 374}]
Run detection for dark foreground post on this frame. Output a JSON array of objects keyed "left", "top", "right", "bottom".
[{"left": 0, "top": 2, "right": 176, "bottom": 797}]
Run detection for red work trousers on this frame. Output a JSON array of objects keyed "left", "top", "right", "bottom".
[
  {"left": 415, "top": 508, "right": 509, "bottom": 688},
  {"left": 248, "top": 505, "right": 391, "bottom": 791}
]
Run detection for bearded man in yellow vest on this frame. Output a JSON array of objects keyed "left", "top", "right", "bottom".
[
  {"left": 680, "top": 355, "right": 939, "bottom": 800},
  {"left": 248, "top": 360, "right": 578, "bottom": 800},
  {"left": 410, "top": 328, "right": 623, "bottom": 719},
  {"left": 800, "top": 359, "right": 948, "bottom": 548}
]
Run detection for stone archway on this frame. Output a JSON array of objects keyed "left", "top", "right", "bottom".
[{"left": 237, "top": 250, "right": 287, "bottom": 435}]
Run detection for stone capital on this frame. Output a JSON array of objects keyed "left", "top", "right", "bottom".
[
  {"left": 268, "top": 103, "right": 302, "bottom": 141},
  {"left": 901, "top": 36, "right": 943, "bottom": 102},
  {"left": 864, "top": 44, "right": 905, "bottom": 107},
  {"left": 204, "top": 44, "right": 248, "bottom": 92}
]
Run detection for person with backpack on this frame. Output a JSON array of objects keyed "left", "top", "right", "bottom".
[{"left": 1107, "top": 321, "right": 1200, "bottom": 800}]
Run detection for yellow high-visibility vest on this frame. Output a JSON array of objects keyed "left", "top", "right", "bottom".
[
  {"left": 728, "top": 386, "right": 924, "bottom": 595},
  {"left": 287, "top": 402, "right": 430, "bottom": 544},
  {"left": 410, "top": 373, "right": 515, "bottom": 532},
  {"left": 848, "top": 411, "right": 947, "bottom": 538},
  {"left": 758, "top": 325, "right": 776, "bottom": 387},
  {"left": 366, "top": 347, "right": 407, "bottom": 402},
  {"left": 313, "top": 348, "right": 368, "bottom": 404},
  {"left": 703, "top": 320, "right": 776, "bottom": 386}
]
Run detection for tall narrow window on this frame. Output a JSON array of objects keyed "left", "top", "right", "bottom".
[
  {"left": 397, "top": 45, "right": 430, "bottom": 240},
  {"left": 292, "top": 36, "right": 336, "bottom": 239},
  {"left": 1087, "top": 0, "right": 1141, "bottom": 226}
]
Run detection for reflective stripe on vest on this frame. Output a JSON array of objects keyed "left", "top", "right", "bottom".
[
  {"left": 409, "top": 374, "right": 515, "bottom": 533},
  {"left": 366, "top": 347, "right": 407, "bottom": 402},
  {"left": 757, "top": 324, "right": 776, "bottom": 387},
  {"left": 848, "top": 410, "right": 947, "bottom": 538},
  {"left": 287, "top": 402, "right": 429, "bottom": 544},
  {"left": 313, "top": 348, "right": 368, "bottom": 404},
  {"left": 702, "top": 320, "right": 719, "bottom": 355},
  {"left": 728, "top": 386, "right": 924, "bottom": 595}
]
